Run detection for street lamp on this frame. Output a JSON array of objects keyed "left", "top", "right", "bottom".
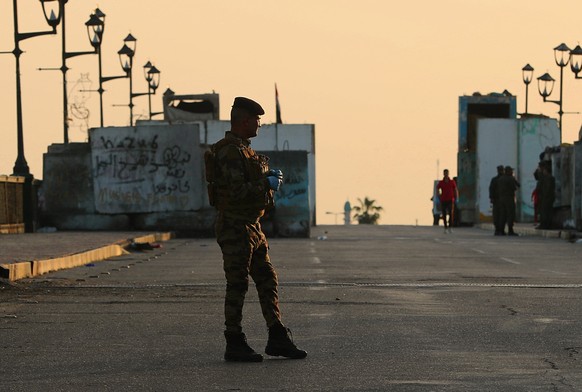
[
  {"left": 119, "top": 34, "right": 151, "bottom": 127},
  {"left": 86, "top": 9, "right": 132, "bottom": 128},
  {"left": 570, "top": 45, "right": 582, "bottom": 79},
  {"left": 144, "top": 63, "right": 162, "bottom": 119},
  {"left": 0, "top": 0, "right": 63, "bottom": 177},
  {"left": 537, "top": 43, "right": 570, "bottom": 141},
  {"left": 117, "top": 40, "right": 140, "bottom": 125},
  {"left": 0, "top": 0, "right": 62, "bottom": 232},
  {"left": 59, "top": 3, "right": 101, "bottom": 144},
  {"left": 38, "top": 7, "right": 101, "bottom": 142},
  {"left": 537, "top": 72, "right": 555, "bottom": 98},
  {"left": 521, "top": 64, "right": 534, "bottom": 115}
]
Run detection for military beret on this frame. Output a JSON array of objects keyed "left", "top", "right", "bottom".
[{"left": 232, "top": 97, "right": 265, "bottom": 115}]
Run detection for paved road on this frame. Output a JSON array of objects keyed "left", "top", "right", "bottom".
[{"left": 1, "top": 225, "right": 581, "bottom": 391}]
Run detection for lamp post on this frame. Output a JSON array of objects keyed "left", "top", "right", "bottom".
[
  {"left": 116, "top": 39, "right": 139, "bottom": 126},
  {"left": 110, "top": 34, "right": 159, "bottom": 126},
  {"left": 0, "top": 0, "right": 62, "bottom": 233},
  {"left": 59, "top": 3, "right": 101, "bottom": 144},
  {"left": 144, "top": 63, "right": 162, "bottom": 119},
  {"left": 522, "top": 64, "right": 534, "bottom": 115},
  {"left": 0, "top": 0, "right": 62, "bottom": 177},
  {"left": 537, "top": 43, "right": 570, "bottom": 142},
  {"left": 90, "top": 8, "right": 123, "bottom": 128},
  {"left": 87, "top": 9, "right": 132, "bottom": 128}
]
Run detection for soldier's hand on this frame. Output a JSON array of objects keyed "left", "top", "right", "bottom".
[
  {"left": 268, "top": 169, "right": 283, "bottom": 180},
  {"left": 267, "top": 176, "right": 283, "bottom": 191}
]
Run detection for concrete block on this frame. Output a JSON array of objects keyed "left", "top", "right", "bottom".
[
  {"left": 0, "top": 262, "right": 33, "bottom": 280},
  {"left": 43, "top": 143, "right": 95, "bottom": 213}
]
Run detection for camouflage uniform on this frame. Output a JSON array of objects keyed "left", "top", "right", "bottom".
[{"left": 210, "top": 131, "right": 281, "bottom": 333}]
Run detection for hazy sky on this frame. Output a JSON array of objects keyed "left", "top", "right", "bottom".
[{"left": 2, "top": 1, "right": 582, "bottom": 225}]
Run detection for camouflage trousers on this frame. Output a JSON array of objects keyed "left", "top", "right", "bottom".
[{"left": 215, "top": 215, "right": 281, "bottom": 333}]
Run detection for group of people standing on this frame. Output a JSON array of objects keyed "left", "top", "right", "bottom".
[{"left": 489, "top": 161, "right": 555, "bottom": 236}]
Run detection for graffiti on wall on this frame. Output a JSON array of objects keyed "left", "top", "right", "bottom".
[
  {"left": 91, "top": 126, "right": 200, "bottom": 213},
  {"left": 259, "top": 150, "right": 310, "bottom": 237}
]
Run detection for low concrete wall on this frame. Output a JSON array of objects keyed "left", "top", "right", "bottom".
[{"left": 41, "top": 123, "right": 313, "bottom": 237}]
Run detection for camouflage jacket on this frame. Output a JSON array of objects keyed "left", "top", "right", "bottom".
[{"left": 205, "top": 131, "right": 274, "bottom": 220}]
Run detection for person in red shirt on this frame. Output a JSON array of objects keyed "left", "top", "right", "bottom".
[{"left": 437, "top": 169, "right": 459, "bottom": 233}]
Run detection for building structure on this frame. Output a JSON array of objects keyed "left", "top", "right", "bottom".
[{"left": 454, "top": 91, "right": 582, "bottom": 230}]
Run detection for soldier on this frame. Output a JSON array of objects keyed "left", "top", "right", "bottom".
[
  {"left": 489, "top": 165, "right": 504, "bottom": 235},
  {"left": 205, "top": 97, "right": 307, "bottom": 362},
  {"left": 497, "top": 166, "right": 520, "bottom": 236}
]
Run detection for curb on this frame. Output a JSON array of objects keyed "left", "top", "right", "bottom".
[{"left": 0, "top": 232, "right": 173, "bottom": 282}]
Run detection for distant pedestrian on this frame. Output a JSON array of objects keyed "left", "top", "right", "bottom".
[
  {"left": 531, "top": 168, "right": 541, "bottom": 224},
  {"left": 437, "top": 169, "right": 459, "bottom": 233},
  {"left": 497, "top": 166, "right": 520, "bottom": 236},
  {"left": 204, "top": 96, "right": 307, "bottom": 362},
  {"left": 489, "top": 165, "right": 504, "bottom": 235},
  {"left": 536, "top": 161, "right": 555, "bottom": 230}
]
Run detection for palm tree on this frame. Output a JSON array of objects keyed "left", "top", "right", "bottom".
[{"left": 352, "top": 197, "right": 383, "bottom": 224}]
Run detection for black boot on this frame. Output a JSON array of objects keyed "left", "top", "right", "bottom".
[
  {"left": 224, "top": 331, "right": 263, "bottom": 362},
  {"left": 265, "top": 324, "right": 307, "bottom": 359}
]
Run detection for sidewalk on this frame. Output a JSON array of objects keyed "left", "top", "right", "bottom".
[{"left": 0, "top": 231, "right": 172, "bottom": 281}]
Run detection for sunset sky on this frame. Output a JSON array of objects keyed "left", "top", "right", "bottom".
[{"left": 1, "top": 1, "right": 582, "bottom": 225}]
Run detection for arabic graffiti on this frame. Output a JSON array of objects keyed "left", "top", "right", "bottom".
[
  {"left": 91, "top": 128, "right": 198, "bottom": 213},
  {"left": 95, "top": 145, "right": 191, "bottom": 183}
]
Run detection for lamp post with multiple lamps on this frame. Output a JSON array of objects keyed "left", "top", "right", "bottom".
[
  {"left": 119, "top": 37, "right": 162, "bottom": 125},
  {"left": 521, "top": 63, "right": 534, "bottom": 115},
  {"left": 91, "top": 11, "right": 135, "bottom": 127},
  {"left": 535, "top": 43, "right": 571, "bottom": 142},
  {"left": 38, "top": 4, "right": 103, "bottom": 143},
  {"left": 39, "top": 5, "right": 103, "bottom": 144},
  {"left": 59, "top": 4, "right": 102, "bottom": 143}
]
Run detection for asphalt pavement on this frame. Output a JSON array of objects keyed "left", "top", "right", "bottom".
[{"left": 1, "top": 224, "right": 582, "bottom": 391}]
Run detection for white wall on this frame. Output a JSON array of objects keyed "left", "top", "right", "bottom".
[
  {"left": 476, "top": 119, "right": 518, "bottom": 221},
  {"left": 475, "top": 118, "right": 560, "bottom": 222}
]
